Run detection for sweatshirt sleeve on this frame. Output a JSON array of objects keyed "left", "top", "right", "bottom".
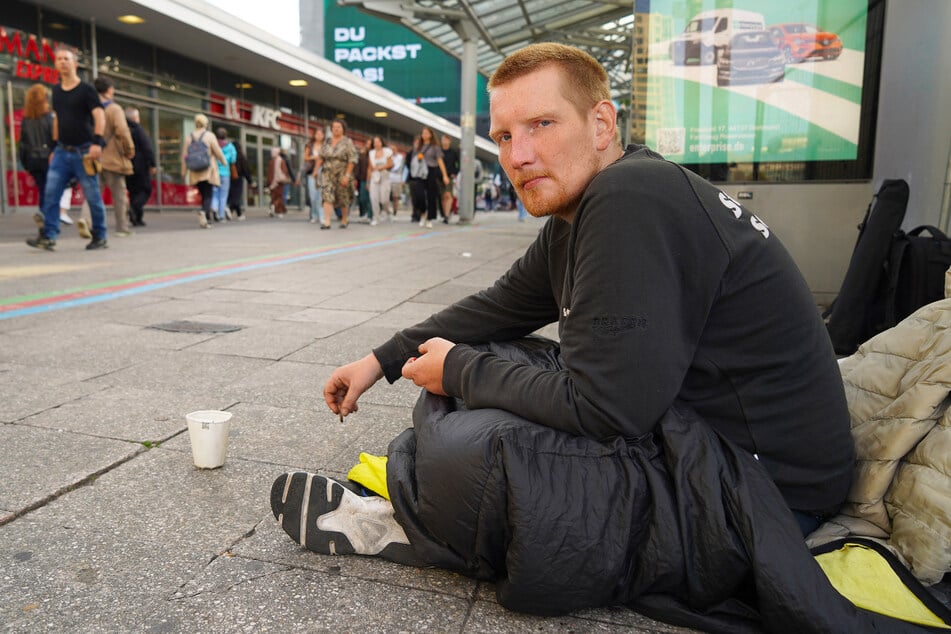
[
  {"left": 442, "top": 160, "right": 730, "bottom": 440},
  {"left": 373, "top": 220, "right": 563, "bottom": 382}
]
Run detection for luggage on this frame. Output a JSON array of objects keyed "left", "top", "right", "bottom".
[
  {"left": 825, "top": 179, "right": 909, "bottom": 355},
  {"left": 886, "top": 225, "right": 951, "bottom": 325}
]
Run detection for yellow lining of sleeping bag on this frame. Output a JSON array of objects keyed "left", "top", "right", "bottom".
[
  {"left": 346, "top": 453, "right": 390, "bottom": 500},
  {"left": 814, "top": 542, "right": 950, "bottom": 628}
]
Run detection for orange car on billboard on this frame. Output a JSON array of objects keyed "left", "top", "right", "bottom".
[{"left": 768, "top": 23, "right": 843, "bottom": 63}]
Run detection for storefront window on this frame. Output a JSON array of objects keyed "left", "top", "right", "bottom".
[
  {"left": 38, "top": 9, "right": 84, "bottom": 50},
  {"left": 156, "top": 49, "right": 207, "bottom": 90},
  {"left": 157, "top": 110, "right": 186, "bottom": 186},
  {"left": 97, "top": 28, "right": 153, "bottom": 84}
]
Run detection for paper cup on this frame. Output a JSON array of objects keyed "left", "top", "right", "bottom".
[{"left": 186, "top": 410, "right": 233, "bottom": 469}]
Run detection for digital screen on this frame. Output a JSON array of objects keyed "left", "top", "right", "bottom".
[
  {"left": 323, "top": 2, "right": 490, "bottom": 119},
  {"left": 643, "top": 0, "right": 871, "bottom": 165}
]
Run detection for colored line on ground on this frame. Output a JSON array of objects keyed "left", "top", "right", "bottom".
[{"left": 0, "top": 230, "right": 439, "bottom": 320}]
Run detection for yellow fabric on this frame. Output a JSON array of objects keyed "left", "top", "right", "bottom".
[
  {"left": 346, "top": 453, "right": 390, "bottom": 500},
  {"left": 815, "top": 543, "right": 949, "bottom": 628}
]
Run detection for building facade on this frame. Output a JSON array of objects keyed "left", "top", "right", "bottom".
[{"left": 1, "top": 0, "right": 418, "bottom": 211}]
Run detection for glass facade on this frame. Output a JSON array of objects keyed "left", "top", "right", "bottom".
[{"left": 1, "top": 0, "right": 413, "bottom": 210}]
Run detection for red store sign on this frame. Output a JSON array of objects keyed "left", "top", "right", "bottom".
[
  {"left": 209, "top": 93, "right": 305, "bottom": 136},
  {"left": 1, "top": 26, "right": 61, "bottom": 85}
]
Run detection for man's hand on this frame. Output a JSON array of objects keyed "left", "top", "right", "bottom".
[
  {"left": 324, "top": 353, "right": 384, "bottom": 419},
  {"left": 87, "top": 144, "right": 102, "bottom": 160},
  {"left": 401, "top": 337, "right": 456, "bottom": 396}
]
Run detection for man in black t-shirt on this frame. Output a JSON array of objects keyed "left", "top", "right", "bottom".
[{"left": 27, "top": 47, "right": 109, "bottom": 251}]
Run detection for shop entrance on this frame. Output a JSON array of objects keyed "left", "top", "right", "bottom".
[{"left": 243, "top": 132, "right": 277, "bottom": 208}]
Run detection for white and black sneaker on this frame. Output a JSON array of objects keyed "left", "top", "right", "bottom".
[{"left": 270, "top": 472, "right": 413, "bottom": 560}]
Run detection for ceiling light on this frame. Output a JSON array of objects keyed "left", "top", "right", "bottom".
[
  {"left": 374, "top": 112, "right": 388, "bottom": 118},
  {"left": 47, "top": 22, "right": 69, "bottom": 31},
  {"left": 117, "top": 15, "right": 145, "bottom": 25},
  {"left": 288, "top": 79, "right": 308, "bottom": 87},
  {"left": 235, "top": 82, "right": 252, "bottom": 89}
]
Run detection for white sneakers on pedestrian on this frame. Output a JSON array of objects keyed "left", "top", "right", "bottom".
[
  {"left": 198, "top": 211, "right": 208, "bottom": 229},
  {"left": 59, "top": 213, "right": 74, "bottom": 225}
]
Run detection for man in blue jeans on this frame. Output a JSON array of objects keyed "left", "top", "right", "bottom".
[{"left": 27, "top": 46, "right": 108, "bottom": 251}]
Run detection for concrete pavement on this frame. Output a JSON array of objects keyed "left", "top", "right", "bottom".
[{"left": 0, "top": 206, "right": 689, "bottom": 633}]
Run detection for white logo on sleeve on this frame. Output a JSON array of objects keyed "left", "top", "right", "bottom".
[
  {"left": 718, "top": 191, "right": 770, "bottom": 239},
  {"left": 718, "top": 191, "right": 743, "bottom": 219}
]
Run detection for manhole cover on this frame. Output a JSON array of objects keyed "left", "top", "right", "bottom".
[{"left": 149, "top": 320, "right": 243, "bottom": 334}]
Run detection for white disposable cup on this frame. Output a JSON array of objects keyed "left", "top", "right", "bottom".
[{"left": 186, "top": 410, "right": 233, "bottom": 469}]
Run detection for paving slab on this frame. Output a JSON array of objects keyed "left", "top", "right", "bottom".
[{"left": 0, "top": 423, "right": 141, "bottom": 515}]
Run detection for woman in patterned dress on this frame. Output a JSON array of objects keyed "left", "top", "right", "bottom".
[{"left": 319, "top": 120, "right": 358, "bottom": 229}]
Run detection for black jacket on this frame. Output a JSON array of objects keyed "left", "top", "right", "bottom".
[
  {"left": 375, "top": 145, "right": 852, "bottom": 513},
  {"left": 387, "top": 348, "right": 920, "bottom": 632},
  {"left": 126, "top": 119, "right": 155, "bottom": 184}
]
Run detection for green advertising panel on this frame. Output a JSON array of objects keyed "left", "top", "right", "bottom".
[
  {"left": 644, "top": 0, "right": 869, "bottom": 163},
  {"left": 324, "top": 2, "right": 489, "bottom": 118}
]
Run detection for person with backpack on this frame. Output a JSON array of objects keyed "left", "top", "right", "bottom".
[
  {"left": 181, "top": 113, "right": 225, "bottom": 228},
  {"left": 19, "top": 83, "right": 54, "bottom": 219}
]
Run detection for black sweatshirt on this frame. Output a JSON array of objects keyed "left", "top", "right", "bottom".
[{"left": 374, "top": 145, "right": 853, "bottom": 513}]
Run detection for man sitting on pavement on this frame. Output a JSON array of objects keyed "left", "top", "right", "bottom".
[
  {"left": 27, "top": 46, "right": 109, "bottom": 251},
  {"left": 271, "top": 43, "right": 859, "bottom": 629}
]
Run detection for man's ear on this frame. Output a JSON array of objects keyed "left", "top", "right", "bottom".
[{"left": 593, "top": 100, "right": 617, "bottom": 151}]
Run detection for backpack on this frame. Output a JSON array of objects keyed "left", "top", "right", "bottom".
[
  {"left": 885, "top": 225, "right": 951, "bottom": 326},
  {"left": 184, "top": 131, "right": 210, "bottom": 171},
  {"left": 20, "top": 114, "right": 53, "bottom": 172},
  {"left": 409, "top": 150, "right": 428, "bottom": 180},
  {"left": 825, "top": 179, "right": 909, "bottom": 355}
]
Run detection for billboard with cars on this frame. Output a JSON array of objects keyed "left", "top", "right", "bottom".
[{"left": 643, "top": 0, "right": 869, "bottom": 165}]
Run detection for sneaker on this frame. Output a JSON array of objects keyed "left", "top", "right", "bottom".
[
  {"left": 226, "top": 209, "right": 233, "bottom": 221},
  {"left": 26, "top": 234, "right": 55, "bottom": 251},
  {"left": 310, "top": 218, "right": 318, "bottom": 224},
  {"left": 76, "top": 218, "right": 92, "bottom": 239},
  {"left": 419, "top": 218, "right": 425, "bottom": 227},
  {"left": 85, "top": 238, "right": 108, "bottom": 250},
  {"left": 370, "top": 219, "right": 377, "bottom": 226},
  {"left": 270, "top": 472, "right": 411, "bottom": 558},
  {"left": 114, "top": 230, "right": 132, "bottom": 237},
  {"left": 198, "top": 212, "right": 208, "bottom": 229},
  {"left": 237, "top": 215, "right": 246, "bottom": 222},
  {"left": 425, "top": 221, "right": 433, "bottom": 229},
  {"left": 59, "top": 213, "right": 74, "bottom": 225}
]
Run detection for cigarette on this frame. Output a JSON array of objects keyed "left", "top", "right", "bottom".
[{"left": 338, "top": 411, "right": 344, "bottom": 423}]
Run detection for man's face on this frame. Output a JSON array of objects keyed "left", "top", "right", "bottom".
[
  {"left": 489, "top": 65, "right": 602, "bottom": 221},
  {"left": 55, "top": 50, "right": 77, "bottom": 78},
  {"left": 441, "top": 136, "right": 450, "bottom": 150}
]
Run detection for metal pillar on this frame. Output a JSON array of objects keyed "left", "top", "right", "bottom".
[{"left": 456, "top": 27, "right": 479, "bottom": 224}]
